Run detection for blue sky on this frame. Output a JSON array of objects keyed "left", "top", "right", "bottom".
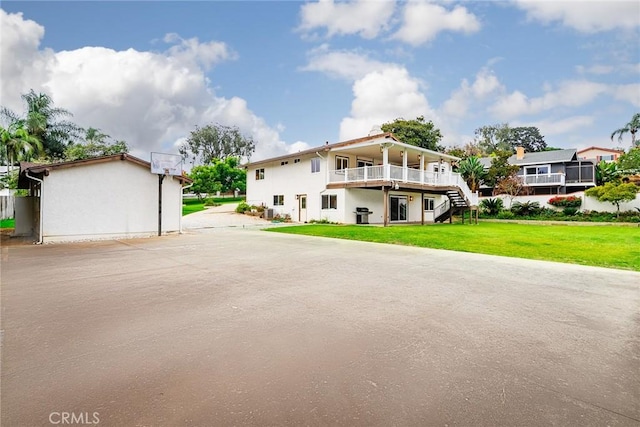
[{"left": 1, "top": 1, "right": 639, "bottom": 162}]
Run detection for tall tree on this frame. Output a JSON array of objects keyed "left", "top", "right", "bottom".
[
  {"left": 179, "top": 124, "right": 255, "bottom": 165},
  {"left": 1, "top": 90, "right": 83, "bottom": 159},
  {"left": 611, "top": 113, "right": 640, "bottom": 147},
  {"left": 484, "top": 149, "right": 519, "bottom": 188},
  {"left": 187, "top": 157, "right": 246, "bottom": 199},
  {"left": 64, "top": 140, "right": 129, "bottom": 161},
  {"left": 474, "top": 123, "right": 512, "bottom": 155},
  {"left": 506, "top": 126, "right": 547, "bottom": 152},
  {"left": 380, "top": 116, "right": 443, "bottom": 151},
  {"left": 0, "top": 123, "right": 43, "bottom": 175},
  {"left": 617, "top": 147, "right": 640, "bottom": 174},
  {"left": 457, "top": 156, "right": 485, "bottom": 192}
]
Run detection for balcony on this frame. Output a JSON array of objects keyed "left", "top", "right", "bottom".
[
  {"left": 328, "top": 165, "right": 478, "bottom": 206},
  {"left": 522, "top": 173, "right": 565, "bottom": 186}
]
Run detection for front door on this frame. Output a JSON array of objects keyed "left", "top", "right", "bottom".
[
  {"left": 299, "top": 195, "right": 307, "bottom": 223},
  {"left": 390, "top": 196, "right": 407, "bottom": 222}
]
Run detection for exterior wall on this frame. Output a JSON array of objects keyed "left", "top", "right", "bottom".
[
  {"left": 485, "top": 192, "right": 640, "bottom": 212},
  {"left": 246, "top": 153, "right": 328, "bottom": 221},
  {"left": 344, "top": 189, "right": 448, "bottom": 224},
  {"left": 41, "top": 160, "right": 182, "bottom": 242},
  {"left": 13, "top": 197, "right": 34, "bottom": 236},
  {"left": 578, "top": 148, "right": 622, "bottom": 162}
]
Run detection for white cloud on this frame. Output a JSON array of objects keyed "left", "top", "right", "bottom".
[
  {"left": 288, "top": 141, "right": 312, "bottom": 153},
  {"left": 489, "top": 80, "right": 608, "bottom": 119},
  {"left": 514, "top": 0, "right": 640, "bottom": 33},
  {"left": 298, "top": 0, "right": 395, "bottom": 39},
  {"left": 300, "top": 44, "right": 392, "bottom": 81},
  {"left": 163, "top": 33, "right": 238, "bottom": 70},
  {"left": 526, "top": 115, "right": 595, "bottom": 136},
  {"left": 442, "top": 67, "right": 503, "bottom": 117},
  {"left": 392, "top": 0, "right": 481, "bottom": 45},
  {"left": 610, "top": 83, "right": 640, "bottom": 107},
  {"left": 575, "top": 64, "right": 614, "bottom": 75},
  {"left": 339, "top": 67, "right": 437, "bottom": 140},
  {"left": 0, "top": 10, "right": 290, "bottom": 162}
]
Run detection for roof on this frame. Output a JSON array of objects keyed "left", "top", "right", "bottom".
[
  {"left": 577, "top": 146, "right": 624, "bottom": 155},
  {"left": 479, "top": 148, "right": 581, "bottom": 168},
  {"left": 19, "top": 153, "right": 192, "bottom": 189},
  {"left": 509, "top": 149, "right": 577, "bottom": 165},
  {"left": 244, "top": 132, "right": 458, "bottom": 168}
]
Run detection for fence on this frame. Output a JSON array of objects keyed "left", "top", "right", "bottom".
[{"left": 0, "top": 195, "right": 15, "bottom": 220}]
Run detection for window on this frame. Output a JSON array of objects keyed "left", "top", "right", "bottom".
[
  {"left": 321, "top": 194, "right": 337, "bottom": 209},
  {"left": 281, "top": 161, "right": 288, "bottom": 166},
  {"left": 273, "top": 195, "right": 284, "bottom": 206},
  {"left": 424, "top": 198, "right": 434, "bottom": 211},
  {"left": 335, "top": 156, "right": 349, "bottom": 171},
  {"left": 311, "top": 158, "right": 321, "bottom": 173},
  {"left": 525, "top": 165, "right": 550, "bottom": 175},
  {"left": 357, "top": 159, "right": 373, "bottom": 168},
  {"left": 255, "top": 168, "right": 265, "bottom": 180},
  {"left": 294, "top": 158, "right": 301, "bottom": 164}
]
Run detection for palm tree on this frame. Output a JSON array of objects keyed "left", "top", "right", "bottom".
[
  {"left": 84, "top": 127, "right": 109, "bottom": 145},
  {"left": 611, "top": 113, "right": 640, "bottom": 147},
  {"left": 458, "top": 156, "right": 485, "bottom": 192},
  {"left": 0, "top": 123, "right": 43, "bottom": 175},
  {"left": 1, "top": 90, "right": 83, "bottom": 159}
]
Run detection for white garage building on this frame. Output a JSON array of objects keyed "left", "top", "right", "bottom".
[{"left": 17, "top": 154, "right": 190, "bottom": 243}]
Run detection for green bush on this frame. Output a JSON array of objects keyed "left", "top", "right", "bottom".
[
  {"left": 235, "top": 202, "right": 251, "bottom": 213},
  {"left": 496, "top": 210, "right": 516, "bottom": 219},
  {"left": 480, "top": 198, "right": 504, "bottom": 216},
  {"left": 548, "top": 195, "right": 582, "bottom": 208},
  {"left": 511, "top": 201, "right": 541, "bottom": 216},
  {"left": 203, "top": 198, "right": 221, "bottom": 207},
  {"left": 562, "top": 207, "right": 579, "bottom": 216}
]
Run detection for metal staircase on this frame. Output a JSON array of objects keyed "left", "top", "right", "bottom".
[{"left": 434, "top": 189, "right": 472, "bottom": 223}]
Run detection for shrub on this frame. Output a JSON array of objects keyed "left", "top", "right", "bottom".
[
  {"left": 510, "top": 201, "right": 541, "bottom": 216},
  {"left": 203, "top": 198, "right": 221, "bottom": 207},
  {"left": 496, "top": 210, "right": 515, "bottom": 219},
  {"left": 562, "top": 207, "right": 579, "bottom": 216},
  {"left": 480, "top": 198, "right": 504, "bottom": 216},
  {"left": 235, "top": 202, "right": 251, "bottom": 213},
  {"left": 548, "top": 195, "right": 582, "bottom": 208}
]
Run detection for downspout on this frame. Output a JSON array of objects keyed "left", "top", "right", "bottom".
[
  {"left": 25, "top": 170, "right": 44, "bottom": 244},
  {"left": 316, "top": 151, "right": 328, "bottom": 220},
  {"left": 180, "top": 181, "right": 194, "bottom": 234}
]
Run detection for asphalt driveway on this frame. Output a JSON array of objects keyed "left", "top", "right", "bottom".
[{"left": 1, "top": 228, "right": 639, "bottom": 426}]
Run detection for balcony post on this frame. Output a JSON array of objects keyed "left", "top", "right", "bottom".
[
  {"left": 364, "top": 166, "right": 368, "bottom": 182},
  {"left": 420, "top": 154, "right": 425, "bottom": 184},
  {"left": 402, "top": 150, "right": 408, "bottom": 182},
  {"left": 382, "top": 146, "right": 390, "bottom": 181}
]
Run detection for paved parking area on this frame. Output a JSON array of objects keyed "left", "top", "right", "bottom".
[{"left": 1, "top": 229, "right": 639, "bottom": 426}]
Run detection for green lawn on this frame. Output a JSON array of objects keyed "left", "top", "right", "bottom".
[
  {"left": 182, "top": 196, "right": 245, "bottom": 216},
  {"left": 268, "top": 223, "right": 640, "bottom": 271},
  {"left": 0, "top": 218, "right": 15, "bottom": 229}
]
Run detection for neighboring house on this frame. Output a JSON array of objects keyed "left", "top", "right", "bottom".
[
  {"left": 479, "top": 147, "right": 596, "bottom": 196},
  {"left": 17, "top": 154, "right": 191, "bottom": 243},
  {"left": 577, "top": 146, "right": 624, "bottom": 163},
  {"left": 245, "top": 132, "right": 477, "bottom": 225}
]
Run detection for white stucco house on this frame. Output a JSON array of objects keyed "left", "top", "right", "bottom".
[
  {"left": 245, "top": 132, "right": 478, "bottom": 225},
  {"left": 17, "top": 154, "right": 191, "bottom": 243}
]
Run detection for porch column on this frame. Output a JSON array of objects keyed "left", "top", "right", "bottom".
[
  {"left": 402, "top": 150, "right": 408, "bottom": 182},
  {"left": 383, "top": 187, "right": 389, "bottom": 227},
  {"left": 382, "top": 146, "right": 390, "bottom": 181},
  {"left": 420, "top": 154, "right": 425, "bottom": 184},
  {"left": 421, "top": 193, "right": 425, "bottom": 225}
]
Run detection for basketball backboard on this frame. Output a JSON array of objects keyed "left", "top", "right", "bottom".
[{"left": 150, "top": 152, "right": 182, "bottom": 176}]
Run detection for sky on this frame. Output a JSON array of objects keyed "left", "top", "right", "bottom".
[{"left": 1, "top": 1, "right": 639, "bottom": 163}]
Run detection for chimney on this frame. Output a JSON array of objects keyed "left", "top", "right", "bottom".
[{"left": 516, "top": 146, "right": 525, "bottom": 160}]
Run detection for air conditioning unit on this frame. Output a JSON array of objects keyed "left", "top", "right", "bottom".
[{"left": 264, "top": 208, "right": 274, "bottom": 220}]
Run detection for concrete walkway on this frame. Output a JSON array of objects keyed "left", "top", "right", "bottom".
[
  {"left": 182, "top": 202, "right": 275, "bottom": 229},
  {"left": 2, "top": 229, "right": 639, "bottom": 426}
]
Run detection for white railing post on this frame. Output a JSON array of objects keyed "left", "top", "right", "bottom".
[
  {"left": 402, "top": 150, "right": 408, "bottom": 182},
  {"left": 364, "top": 166, "right": 368, "bottom": 182}
]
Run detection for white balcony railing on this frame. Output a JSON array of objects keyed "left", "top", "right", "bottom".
[
  {"left": 328, "top": 165, "right": 478, "bottom": 206},
  {"left": 522, "top": 173, "right": 565, "bottom": 186}
]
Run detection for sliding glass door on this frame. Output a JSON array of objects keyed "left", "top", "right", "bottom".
[{"left": 390, "top": 196, "right": 407, "bottom": 222}]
